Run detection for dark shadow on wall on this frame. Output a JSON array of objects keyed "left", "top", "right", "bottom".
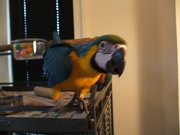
[
  {"left": 136, "top": 0, "right": 179, "bottom": 134},
  {"left": 136, "top": 0, "right": 165, "bottom": 135}
]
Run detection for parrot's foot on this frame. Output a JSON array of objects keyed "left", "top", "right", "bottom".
[
  {"left": 66, "top": 93, "right": 77, "bottom": 107},
  {"left": 65, "top": 85, "right": 97, "bottom": 114},
  {"left": 77, "top": 97, "right": 89, "bottom": 114},
  {"left": 65, "top": 94, "right": 89, "bottom": 114},
  {"left": 89, "top": 84, "right": 97, "bottom": 105},
  {"left": 52, "top": 90, "right": 61, "bottom": 100},
  {"left": 44, "top": 101, "right": 65, "bottom": 113}
]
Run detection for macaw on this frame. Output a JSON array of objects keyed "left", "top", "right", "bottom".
[{"left": 43, "top": 32, "right": 127, "bottom": 112}]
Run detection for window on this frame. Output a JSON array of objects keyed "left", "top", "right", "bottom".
[{"left": 9, "top": 0, "right": 74, "bottom": 86}]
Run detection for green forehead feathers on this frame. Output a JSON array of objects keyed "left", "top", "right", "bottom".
[{"left": 93, "top": 34, "right": 127, "bottom": 45}]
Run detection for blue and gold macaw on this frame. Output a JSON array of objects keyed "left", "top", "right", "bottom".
[{"left": 43, "top": 32, "right": 127, "bottom": 112}]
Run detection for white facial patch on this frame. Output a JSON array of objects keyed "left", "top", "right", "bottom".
[
  {"left": 94, "top": 41, "right": 127, "bottom": 71},
  {"left": 95, "top": 52, "right": 113, "bottom": 71}
]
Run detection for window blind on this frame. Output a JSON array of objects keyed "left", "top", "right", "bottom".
[{"left": 9, "top": 0, "right": 74, "bottom": 86}]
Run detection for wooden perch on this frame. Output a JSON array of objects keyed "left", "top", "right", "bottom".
[
  {"left": 0, "top": 44, "right": 13, "bottom": 52},
  {"left": 63, "top": 36, "right": 98, "bottom": 45},
  {"left": 0, "top": 36, "right": 99, "bottom": 52}
]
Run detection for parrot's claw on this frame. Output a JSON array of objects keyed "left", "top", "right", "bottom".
[
  {"left": 53, "top": 100, "right": 89, "bottom": 114},
  {"left": 88, "top": 84, "right": 97, "bottom": 105},
  {"left": 65, "top": 93, "right": 77, "bottom": 107},
  {"left": 44, "top": 101, "right": 66, "bottom": 113},
  {"left": 65, "top": 85, "right": 97, "bottom": 114},
  {"left": 77, "top": 98, "right": 89, "bottom": 114},
  {"left": 66, "top": 95, "right": 89, "bottom": 114}
]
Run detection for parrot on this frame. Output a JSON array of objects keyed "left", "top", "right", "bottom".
[{"left": 43, "top": 32, "right": 127, "bottom": 113}]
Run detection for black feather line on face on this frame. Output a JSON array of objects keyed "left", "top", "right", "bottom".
[{"left": 90, "top": 54, "right": 107, "bottom": 73}]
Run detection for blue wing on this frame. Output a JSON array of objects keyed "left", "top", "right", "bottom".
[{"left": 43, "top": 44, "right": 73, "bottom": 87}]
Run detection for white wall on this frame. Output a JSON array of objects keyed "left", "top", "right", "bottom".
[
  {"left": 74, "top": 0, "right": 179, "bottom": 134},
  {"left": 176, "top": 0, "right": 180, "bottom": 132},
  {"left": 0, "top": 0, "right": 12, "bottom": 84}
]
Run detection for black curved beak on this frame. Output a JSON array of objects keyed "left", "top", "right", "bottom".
[{"left": 106, "top": 48, "right": 126, "bottom": 77}]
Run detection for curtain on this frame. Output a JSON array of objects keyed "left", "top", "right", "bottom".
[{"left": 9, "top": 0, "right": 74, "bottom": 86}]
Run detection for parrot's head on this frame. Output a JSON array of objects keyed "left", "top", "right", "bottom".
[{"left": 91, "top": 35, "right": 127, "bottom": 77}]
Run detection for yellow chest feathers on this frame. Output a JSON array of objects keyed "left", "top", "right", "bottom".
[{"left": 53, "top": 46, "right": 102, "bottom": 90}]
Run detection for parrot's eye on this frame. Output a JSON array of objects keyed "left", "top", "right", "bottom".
[
  {"left": 114, "top": 45, "right": 118, "bottom": 48},
  {"left": 100, "top": 42, "right": 105, "bottom": 48}
]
